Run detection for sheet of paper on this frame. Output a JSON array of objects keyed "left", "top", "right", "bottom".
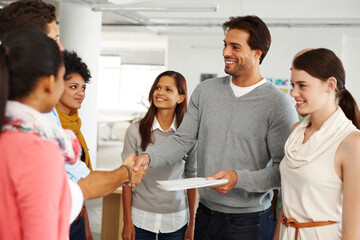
[{"left": 157, "top": 177, "right": 229, "bottom": 191}]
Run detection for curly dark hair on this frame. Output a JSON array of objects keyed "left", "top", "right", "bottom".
[
  {"left": 0, "top": 0, "right": 56, "bottom": 39},
  {"left": 63, "top": 50, "right": 92, "bottom": 83}
]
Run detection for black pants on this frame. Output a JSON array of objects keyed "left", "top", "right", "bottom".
[
  {"left": 69, "top": 216, "right": 86, "bottom": 240},
  {"left": 194, "top": 203, "right": 275, "bottom": 240}
]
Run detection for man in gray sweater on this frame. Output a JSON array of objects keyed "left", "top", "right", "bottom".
[{"left": 133, "top": 15, "right": 298, "bottom": 240}]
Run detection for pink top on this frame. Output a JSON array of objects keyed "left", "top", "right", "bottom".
[{"left": 0, "top": 132, "right": 71, "bottom": 240}]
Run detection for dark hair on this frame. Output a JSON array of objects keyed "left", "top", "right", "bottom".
[
  {"left": 139, "top": 71, "right": 187, "bottom": 151},
  {"left": 63, "top": 50, "right": 91, "bottom": 83},
  {"left": 222, "top": 15, "right": 271, "bottom": 64},
  {"left": 0, "top": 29, "right": 63, "bottom": 130},
  {"left": 293, "top": 48, "right": 360, "bottom": 129},
  {"left": 0, "top": 44, "right": 9, "bottom": 130},
  {"left": 0, "top": 0, "right": 56, "bottom": 39}
]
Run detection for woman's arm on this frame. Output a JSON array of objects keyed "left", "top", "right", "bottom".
[
  {"left": 122, "top": 186, "right": 135, "bottom": 240},
  {"left": 121, "top": 123, "right": 139, "bottom": 240},
  {"left": 184, "top": 188, "right": 197, "bottom": 240},
  {"left": 341, "top": 132, "right": 360, "bottom": 240},
  {"left": 273, "top": 206, "right": 283, "bottom": 240}
]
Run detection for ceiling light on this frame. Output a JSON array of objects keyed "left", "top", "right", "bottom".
[{"left": 92, "top": 3, "right": 218, "bottom": 12}]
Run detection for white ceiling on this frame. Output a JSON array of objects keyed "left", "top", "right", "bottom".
[{"left": 2, "top": 0, "right": 360, "bottom": 34}]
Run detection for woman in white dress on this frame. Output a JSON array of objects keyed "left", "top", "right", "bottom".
[{"left": 274, "top": 48, "right": 360, "bottom": 240}]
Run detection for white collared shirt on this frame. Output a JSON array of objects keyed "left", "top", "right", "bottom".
[
  {"left": 131, "top": 117, "right": 188, "bottom": 233},
  {"left": 152, "top": 116, "right": 177, "bottom": 132},
  {"left": 230, "top": 78, "right": 267, "bottom": 97}
]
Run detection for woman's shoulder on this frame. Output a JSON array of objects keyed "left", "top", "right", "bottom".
[
  {"left": 340, "top": 130, "right": 360, "bottom": 153},
  {"left": 124, "top": 121, "right": 142, "bottom": 140},
  {"left": 126, "top": 121, "right": 140, "bottom": 131},
  {"left": 0, "top": 132, "right": 64, "bottom": 172},
  {"left": 1, "top": 132, "right": 57, "bottom": 148},
  {"left": 336, "top": 130, "right": 360, "bottom": 166},
  {"left": 336, "top": 130, "right": 360, "bottom": 181}
]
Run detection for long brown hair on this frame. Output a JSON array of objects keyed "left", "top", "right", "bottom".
[
  {"left": 139, "top": 71, "right": 187, "bottom": 151},
  {"left": 293, "top": 48, "right": 360, "bottom": 129}
]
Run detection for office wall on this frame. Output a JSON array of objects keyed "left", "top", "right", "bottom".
[
  {"left": 167, "top": 27, "right": 360, "bottom": 101},
  {"left": 99, "top": 25, "right": 360, "bottom": 108}
]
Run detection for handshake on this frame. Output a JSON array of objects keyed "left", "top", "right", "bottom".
[{"left": 121, "top": 153, "right": 151, "bottom": 187}]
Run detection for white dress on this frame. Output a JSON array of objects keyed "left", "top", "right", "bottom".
[{"left": 279, "top": 108, "right": 358, "bottom": 240}]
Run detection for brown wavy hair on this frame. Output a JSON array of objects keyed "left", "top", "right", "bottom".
[
  {"left": 0, "top": 0, "right": 56, "bottom": 39},
  {"left": 139, "top": 71, "right": 187, "bottom": 151}
]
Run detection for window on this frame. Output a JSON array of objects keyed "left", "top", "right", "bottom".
[{"left": 98, "top": 55, "right": 165, "bottom": 113}]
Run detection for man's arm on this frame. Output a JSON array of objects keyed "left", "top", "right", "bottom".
[
  {"left": 78, "top": 153, "right": 144, "bottom": 200},
  {"left": 233, "top": 95, "right": 298, "bottom": 193}
]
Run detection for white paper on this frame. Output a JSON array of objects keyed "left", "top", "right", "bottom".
[{"left": 157, "top": 177, "right": 229, "bottom": 191}]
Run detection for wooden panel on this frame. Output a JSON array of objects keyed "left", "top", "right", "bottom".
[{"left": 101, "top": 190, "right": 123, "bottom": 240}]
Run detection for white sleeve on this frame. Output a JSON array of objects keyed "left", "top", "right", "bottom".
[{"left": 67, "top": 177, "right": 84, "bottom": 223}]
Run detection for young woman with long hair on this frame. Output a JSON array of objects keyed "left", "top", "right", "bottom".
[
  {"left": 274, "top": 48, "right": 360, "bottom": 240},
  {"left": 121, "top": 71, "right": 197, "bottom": 240}
]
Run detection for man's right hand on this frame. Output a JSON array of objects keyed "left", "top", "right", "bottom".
[{"left": 133, "top": 153, "right": 150, "bottom": 171}]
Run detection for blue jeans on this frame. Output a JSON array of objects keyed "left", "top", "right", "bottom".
[
  {"left": 194, "top": 203, "right": 275, "bottom": 240},
  {"left": 134, "top": 224, "right": 187, "bottom": 240},
  {"left": 69, "top": 216, "right": 86, "bottom": 240}
]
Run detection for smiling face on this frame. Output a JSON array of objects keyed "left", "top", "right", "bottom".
[
  {"left": 57, "top": 73, "right": 86, "bottom": 115},
  {"left": 223, "top": 28, "right": 260, "bottom": 79},
  {"left": 290, "top": 68, "right": 331, "bottom": 116},
  {"left": 152, "top": 76, "right": 185, "bottom": 111}
]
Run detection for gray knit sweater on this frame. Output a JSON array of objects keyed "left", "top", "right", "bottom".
[
  {"left": 122, "top": 122, "right": 197, "bottom": 213},
  {"left": 146, "top": 76, "right": 298, "bottom": 214}
]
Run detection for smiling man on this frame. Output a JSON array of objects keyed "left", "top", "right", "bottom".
[{"left": 133, "top": 15, "right": 298, "bottom": 240}]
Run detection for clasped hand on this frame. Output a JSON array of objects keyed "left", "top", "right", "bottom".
[{"left": 122, "top": 153, "right": 146, "bottom": 186}]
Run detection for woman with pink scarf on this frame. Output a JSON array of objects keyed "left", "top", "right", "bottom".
[
  {"left": 0, "top": 29, "right": 76, "bottom": 239},
  {"left": 274, "top": 48, "right": 360, "bottom": 240}
]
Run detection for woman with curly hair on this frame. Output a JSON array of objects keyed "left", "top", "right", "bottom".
[{"left": 56, "top": 50, "right": 93, "bottom": 240}]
